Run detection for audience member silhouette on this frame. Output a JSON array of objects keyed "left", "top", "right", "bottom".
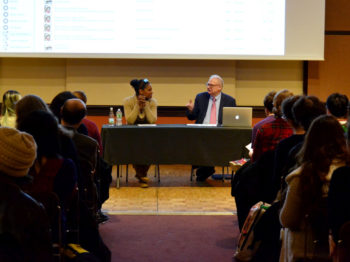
[
  {"left": 16, "top": 94, "right": 81, "bottom": 181},
  {"left": 280, "top": 115, "right": 348, "bottom": 261},
  {"left": 72, "top": 90, "right": 103, "bottom": 153},
  {"left": 17, "top": 110, "right": 78, "bottom": 223},
  {"left": 72, "top": 91, "right": 111, "bottom": 223},
  {"left": 0, "top": 127, "right": 52, "bottom": 262},
  {"left": 275, "top": 95, "right": 327, "bottom": 196},
  {"left": 0, "top": 90, "right": 21, "bottom": 128},
  {"left": 271, "top": 95, "right": 303, "bottom": 199},
  {"left": 251, "top": 90, "right": 276, "bottom": 147},
  {"left": 61, "top": 98, "right": 111, "bottom": 261},
  {"left": 252, "top": 89, "right": 293, "bottom": 162},
  {"left": 326, "top": 92, "right": 349, "bottom": 132},
  {"left": 328, "top": 120, "right": 350, "bottom": 260},
  {"left": 61, "top": 99, "right": 99, "bottom": 215}
]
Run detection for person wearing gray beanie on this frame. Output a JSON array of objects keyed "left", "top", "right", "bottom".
[{"left": 0, "top": 126, "right": 37, "bottom": 177}]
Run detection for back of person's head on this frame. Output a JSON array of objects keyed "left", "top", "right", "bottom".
[
  {"left": 297, "top": 115, "right": 348, "bottom": 209},
  {"left": 72, "top": 91, "right": 87, "bottom": 104},
  {"left": 292, "top": 95, "right": 326, "bottom": 132},
  {"left": 1, "top": 90, "right": 22, "bottom": 127},
  {"left": 130, "top": 78, "right": 150, "bottom": 96},
  {"left": 50, "top": 91, "right": 76, "bottom": 121},
  {"left": 61, "top": 98, "right": 87, "bottom": 126},
  {"left": 1, "top": 90, "right": 21, "bottom": 116},
  {"left": 0, "top": 127, "right": 37, "bottom": 177},
  {"left": 326, "top": 93, "right": 349, "bottom": 118},
  {"left": 281, "top": 95, "right": 302, "bottom": 129},
  {"left": 300, "top": 115, "right": 347, "bottom": 164},
  {"left": 15, "top": 94, "right": 50, "bottom": 127},
  {"left": 17, "top": 110, "right": 60, "bottom": 159},
  {"left": 272, "top": 89, "right": 294, "bottom": 117},
  {"left": 263, "top": 91, "right": 276, "bottom": 113}
]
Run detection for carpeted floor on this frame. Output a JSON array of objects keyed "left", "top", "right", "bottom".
[
  {"left": 99, "top": 165, "right": 240, "bottom": 261},
  {"left": 99, "top": 215, "right": 239, "bottom": 262}
]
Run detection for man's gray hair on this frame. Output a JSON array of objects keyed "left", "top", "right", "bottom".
[{"left": 208, "top": 74, "right": 224, "bottom": 88}]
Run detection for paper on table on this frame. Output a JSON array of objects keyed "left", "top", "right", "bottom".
[
  {"left": 245, "top": 143, "right": 252, "bottom": 151},
  {"left": 137, "top": 124, "right": 157, "bottom": 126},
  {"left": 186, "top": 124, "right": 217, "bottom": 127}
]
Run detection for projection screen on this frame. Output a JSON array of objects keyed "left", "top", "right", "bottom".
[{"left": 0, "top": 0, "right": 325, "bottom": 60}]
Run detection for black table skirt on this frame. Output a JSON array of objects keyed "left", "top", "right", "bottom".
[{"left": 102, "top": 124, "right": 251, "bottom": 167}]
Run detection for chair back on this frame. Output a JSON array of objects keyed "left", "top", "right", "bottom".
[
  {"left": 336, "top": 221, "right": 350, "bottom": 262},
  {"left": 65, "top": 186, "right": 80, "bottom": 244},
  {"left": 304, "top": 197, "right": 332, "bottom": 262},
  {"left": 31, "top": 191, "right": 63, "bottom": 262}
]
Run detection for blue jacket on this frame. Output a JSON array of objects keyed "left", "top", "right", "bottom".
[{"left": 186, "top": 92, "right": 236, "bottom": 124}]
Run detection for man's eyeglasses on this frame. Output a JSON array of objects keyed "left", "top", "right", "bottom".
[{"left": 206, "top": 82, "right": 220, "bottom": 87}]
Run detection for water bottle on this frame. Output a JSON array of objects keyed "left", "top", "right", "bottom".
[
  {"left": 108, "top": 107, "right": 115, "bottom": 126},
  {"left": 116, "top": 108, "right": 123, "bottom": 126}
]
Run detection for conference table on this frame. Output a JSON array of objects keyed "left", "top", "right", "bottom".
[{"left": 101, "top": 124, "right": 252, "bottom": 188}]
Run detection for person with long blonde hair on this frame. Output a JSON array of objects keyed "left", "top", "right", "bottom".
[{"left": 0, "top": 90, "right": 21, "bottom": 127}]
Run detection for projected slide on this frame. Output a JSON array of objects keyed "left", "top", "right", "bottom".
[{"left": 0, "top": 0, "right": 285, "bottom": 56}]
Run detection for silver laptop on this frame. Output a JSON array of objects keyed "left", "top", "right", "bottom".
[{"left": 222, "top": 107, "right": 252, "bottom": 128}]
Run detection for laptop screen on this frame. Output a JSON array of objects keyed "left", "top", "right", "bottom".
[{"left": 222, "top": 107, "right": 252, "bottom": 127}]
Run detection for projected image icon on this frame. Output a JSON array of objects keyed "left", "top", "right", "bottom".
[
  {"left": 44, "top": 33, "right": 51, "bottom": 41},
  {"left": 44, "top": 15, "right": 50, "bottom": 23},
  {"left": 44, "top": 24, "right": 50, "bottom": 32},
  {"left": 44, "top": 5, "right": 51, "bottom": 14}
]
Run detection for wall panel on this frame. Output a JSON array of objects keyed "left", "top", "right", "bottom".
[
  {"left": 308, "top": 35, "right": 350, "bottom": 100},
  {"left": 65, "top": 59, "right": 236, "bottom": 106},
  {"left": 0, "top": 58, "right": 304, "bottom": 108},
  {"left": 325, "top": 0, "right": 350, "bottom": 31},
  {"left": 0, "top": 58, "right": 66, "bottom": 102},
  {"left": 236, "top": 61, "right": 303, "bottom": 105}
]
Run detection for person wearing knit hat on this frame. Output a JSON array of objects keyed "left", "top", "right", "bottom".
[
  {"left": 0, "top": 126, "right": 37, "bottom": 177},
  {"left": 0, "top": 126, "right": 52, "bottom": 261}
]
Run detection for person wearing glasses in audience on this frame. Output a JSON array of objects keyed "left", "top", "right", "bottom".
[
  {"left": 123, "top": 78, "right": 157, "bottom": 188},
  {"left": 186, "top": 74, "right": 236, "bottom": 181}
]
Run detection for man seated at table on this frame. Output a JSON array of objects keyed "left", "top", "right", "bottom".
[{"left": 186, "top": 74, "right": 236, "bottom": 181}]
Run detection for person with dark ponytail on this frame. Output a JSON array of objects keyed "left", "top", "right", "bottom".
[{"left": 123, "top": 78, "right": 157, "bottom": 187}]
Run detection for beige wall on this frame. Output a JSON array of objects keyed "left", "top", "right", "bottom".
[
  {"left": 65, "top": 59, "right": 237, "bottom": 106},
  {"left": 0, "top": 58, "right": 67, "bottom": 102},
  {"left": 307, "top": 0, "right": 350, "bottom": 101},
  {"left": 236, "top": 60, "right": 303, "bottom": 105},
  {"left": 0, "top": 58, "right": 303, "bottom": 106},
  {"left": 308, "top": 35, "right": 350, "bottom": 100}
]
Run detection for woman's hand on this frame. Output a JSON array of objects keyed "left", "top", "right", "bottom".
[{"left": 138, "top": 95, "right": 146, "bottom": 110}]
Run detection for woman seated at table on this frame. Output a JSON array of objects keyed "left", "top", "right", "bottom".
[{"left": 123, "top": 78, "right": 157, "bottom": 188}]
